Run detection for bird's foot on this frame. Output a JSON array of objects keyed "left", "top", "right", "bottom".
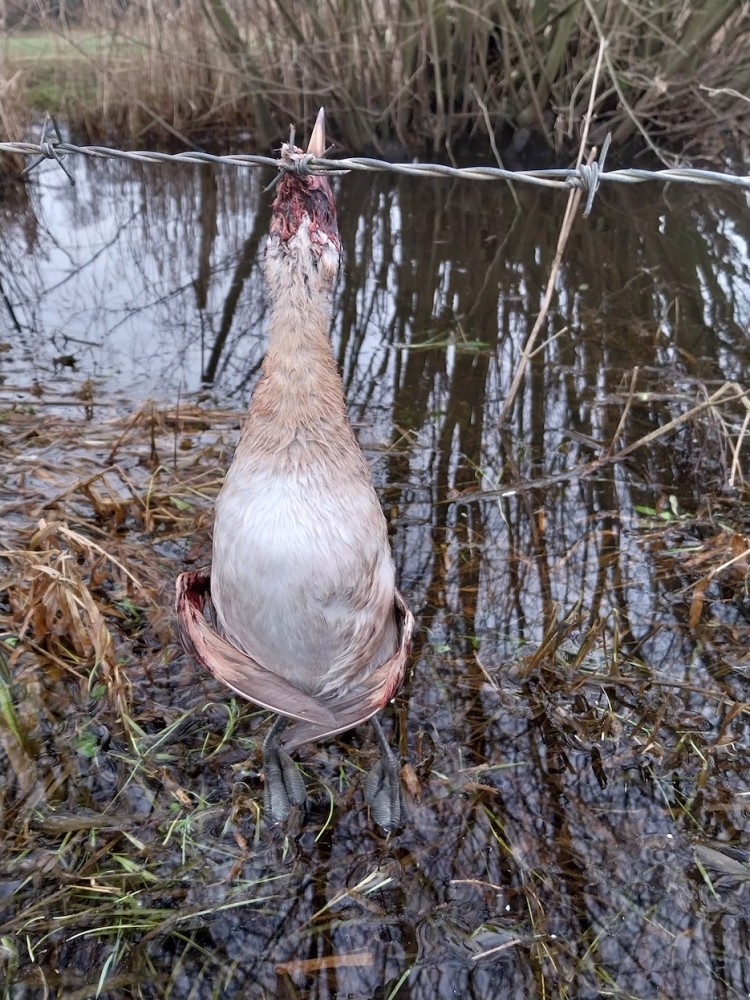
[
  {"left": 364, "top": 754, "right": 404, "bottom": 832},
  {"left": 263, "top": 747, "right": 306, "bottom": 823}
]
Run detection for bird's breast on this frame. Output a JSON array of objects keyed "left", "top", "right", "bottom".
[{"left": 210, "top": 452, "right": 397, "bottom": 697}]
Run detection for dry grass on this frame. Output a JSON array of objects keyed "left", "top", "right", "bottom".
[
  {"left": 0, "top": 399, "right": 247, "bottom": 992},
  {"left": 3, "top": 0, "right": 750, "bottom": 157},
  {"left": 0, "top": 69, "right": 27, "bottom": 175},
  {"left": 0, "top": 398, "right": 232, "bottom": 724}
]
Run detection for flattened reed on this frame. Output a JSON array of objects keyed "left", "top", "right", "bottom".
[{"left": 0, "top": 398, "right": 231, "bottom": 722}]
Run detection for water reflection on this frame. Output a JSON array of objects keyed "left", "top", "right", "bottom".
[{"left": 1, "top": 153, "right": 750, "bottom": 998}]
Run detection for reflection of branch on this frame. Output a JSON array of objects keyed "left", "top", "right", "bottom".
[
  {"left": 0, "top": 272, "right": 22, "bottom": 333},
  {"left": 203, "top": 224, "right": 266, "bottom": 384},
  {"left": 194, "top": 170, "right": 218, "bottom": 311},
  {"left": 41, "top": 208, "right": 140, "bottom": 298}
]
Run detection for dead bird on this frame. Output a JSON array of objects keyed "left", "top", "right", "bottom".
[{"left": 176, "top": 109, "right": 413, "bottom": 831}]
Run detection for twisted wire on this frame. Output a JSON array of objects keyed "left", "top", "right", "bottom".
[{"left": 2, "top": 135, "right": 749, "bottom": 197}]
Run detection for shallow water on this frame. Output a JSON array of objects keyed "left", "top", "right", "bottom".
[{"left": 1, "top": 151, "right": 750, "bottom": 999}]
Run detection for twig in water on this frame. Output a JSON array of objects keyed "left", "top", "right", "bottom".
[
  {"left": 499, "top": 37, "right": 607, "bottom": 426},
  {"left": 606, "top": 366, "right": 640, "bottom": 457},
  {"left": 729, "top": 386, "right": 750, "bottom": 487},
  {"left": 610, "top": 382, "right": 743, "bottom": 460}
]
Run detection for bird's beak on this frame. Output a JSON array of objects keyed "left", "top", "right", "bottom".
[{"left": 307, "top": 107, "right": 326, "bottom": 157}]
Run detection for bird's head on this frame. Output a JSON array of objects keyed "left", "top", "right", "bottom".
[{"left": 266, "top": 108, "right": 341, "bottom": 293}]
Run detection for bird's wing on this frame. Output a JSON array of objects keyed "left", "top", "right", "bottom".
[
  {"left": 175, "top": 568, "right": 338, "bottom": 727},
  {"left": 281, "top": 590, "right": 415, "bottom": 749}
]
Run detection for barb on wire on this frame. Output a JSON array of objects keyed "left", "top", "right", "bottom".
[
  {"left": 5, "top": 128, "right": 750, "bottom": 197},
  {"left": 21, "top": 114, "right": 75, "bottom": 186},
  {"left": 264, "top": 123, "right": 352, "bottom": 193},
  {"left": 567, "top": 133, "right": 611, "bottom": 217}
]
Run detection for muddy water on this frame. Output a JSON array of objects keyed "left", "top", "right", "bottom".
[{"left": 1, "top": 153, "right": 750, "bottom": 999}]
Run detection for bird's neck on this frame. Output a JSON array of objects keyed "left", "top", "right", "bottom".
[
  {"left": 264, "top": 276, "right": 334, "bottom": 371},
  {"left": 238, "top": 251, "right": 349, "bottom": 445}
]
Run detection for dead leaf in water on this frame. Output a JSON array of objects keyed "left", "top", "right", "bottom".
[
  {"left": 276, "top": 950, "right": 373, "bottom": 975},
  {"left": 689, "top": 577, "right": 709, "bottom": 628}
]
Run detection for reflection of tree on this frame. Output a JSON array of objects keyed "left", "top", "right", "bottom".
[
  {"left": 328, "top": 175, "right": 750, "bottom": 999},
  {"left": 193, "top": 167, "right": 218, "bottom": 313},
  {"left": 0, "top": 271, "right": 22, "bottom": 334},
  {"left": 2, "top": 161, "right": 750, "bottom": 999},
  {"left": 0, "top": 181, "right": 40, "bottom": 338},
  {"left": 201, "top": 184, "right": 270, "bottom": 387}
]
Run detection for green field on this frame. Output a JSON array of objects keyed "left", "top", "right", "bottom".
[
  {"left": 2, "top": 29, "right": 142, "bottom": 124},
  {"left": 3, "top": 28, "right": 132, "bottom": 60}
]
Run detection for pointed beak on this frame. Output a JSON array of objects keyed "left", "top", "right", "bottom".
[
  {"left": 306, "top": 107, "right": 326, "bottom": 157},
  {"left": 271, "top": 107, "right": 339, "bottom": 248}
]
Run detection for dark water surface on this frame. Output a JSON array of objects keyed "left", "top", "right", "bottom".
[{"left": 1, "top": 154, "right": 750, "bottom": 999}]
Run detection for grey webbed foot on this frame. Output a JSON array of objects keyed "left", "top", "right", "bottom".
[
  {"left": 262, "top": 715, "right": 306, "bottom": 823},
  {"left": 365, "top": 716, "right": 404, "bottom": 832}
]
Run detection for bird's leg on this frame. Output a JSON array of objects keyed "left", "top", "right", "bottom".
[
  {"left": 364, "top": 715, "right": 404, "bottom": 831},
  {"left": 262, "top": 715, "right": 306, "bottom": 822}
]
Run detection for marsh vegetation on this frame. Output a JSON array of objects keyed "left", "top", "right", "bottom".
[
  {"left": 2, "top": 0, "right": 750, "bottom": 158},
  {"left": 0, "top": 155, "right": 749, "bottom": 997}
]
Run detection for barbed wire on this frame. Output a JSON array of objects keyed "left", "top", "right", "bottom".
[{"left": 2, "top": 121, "right": 749, "bottom": 212}]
